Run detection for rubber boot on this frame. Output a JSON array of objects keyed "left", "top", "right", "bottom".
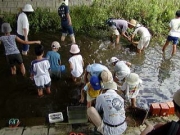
[{"left": 70, "top": 35, "right": 76, "bottom": 44}]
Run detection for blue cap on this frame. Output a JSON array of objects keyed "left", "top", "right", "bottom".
[{"left": 90, "top": 76, "right": 101, "bottom": 90}]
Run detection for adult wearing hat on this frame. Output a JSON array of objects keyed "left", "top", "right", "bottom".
[
  {"left": 110, "top": 56, "right": 131, "bottom": 85},
  {"left": 106, "top": 18, "right": 131, "bottom": 47},
  {"left": 121, "top": 73, "right": 142, "bottom": 108},
  {"left": 46, "top": 41, "right": 65, "bottom": 79},
  {"left": 87, "top": 81, "right": 127, "bottom": 135},
  {"left": 17, "top": 4, "right": 34, "bottom": 55},
  {"left": 141, "top": 89, "right": 180, "bottom": 135},
  {"left": 128, "top": 19, "right": 151, "bottom": 53},
  {"left": 68, "top": 44, "right": 84, "bottom": 83},
  {"left": 84, "top": 63, "right": 109, "bottom": 84}
]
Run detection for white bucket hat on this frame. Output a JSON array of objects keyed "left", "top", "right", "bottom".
[
  {"left": 110, "top": 57, "right": 119, "bottom": 64},
  {"left": 70, "top": 44, "right": 80, "bottom": 54},
  {"left": 126, "top": 73, "right": 141, "bottom": 85},
  {"left": 173, "top": 90, "right": 180, "bottom": 107},
  {"left": 103, "top": 81, "right": 117, "bottom": 90},
  {"left": 51, "top": 41, "right": 61, "bottom": 49},
  {"left": 101, "top": 70, "right": 113, "bottom": 83},
  {"left": 128, "top": 19, "right": 137, "bottom": 27},
  {"left": 23, "top": 4, "right": 34, "bottom": 12},
  {"left": 1, "top": 23, "right": 12, "bottom": 33}
]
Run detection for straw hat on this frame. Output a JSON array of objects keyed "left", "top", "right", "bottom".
[
  {"left": 128, "top": 19, "right": 137, "bottom": 27},
  {"left": 22, "top": 4, "right": 34, "bottom": 12},
  {"left": 70, "top": 44, "right": 80, "bottom": 54},
  {"left": 101, "top": 70, "right": 113, "bottom": 83},
  {"left": 110, "top": 57, "right": 119, "bottom": 64},
  {"left": 126, "top": 73, "right": 141, "bottom": 85},
  {"left": 1, "top": 23, "right": 12, "bottom": 33},
  {"left": 103, "top": 81, "right": 117, "bottom": 90},
  {"left": 173, "top": 90, "right": 180, "bottom": 107},
  {"left": 51, "top": 41, "right": 61, "bottom": 49}
]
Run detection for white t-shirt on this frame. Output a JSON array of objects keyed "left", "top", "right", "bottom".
[
  {"left": 114, "top": 61, "right": 131, "bottom": 81},
  {"left": 17, "top": 12, "right": 29, "bottom": 36},
  {"left": 31, "top": 58, "right": 51, "bottom": 87},
  {"left": 69, "top": 54, "right": 83, "bottom": 77},
  {"left": 133, "top": 26, "right": 151, "bottom": 38},
  {"left": 168, "top": 18, "right": 180, "bottom": 38}
]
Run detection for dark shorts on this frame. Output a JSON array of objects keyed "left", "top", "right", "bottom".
[
  {"left": 61, "top": 21, "right": 74, "bottom": 35},
  {"left": 36, "top": 81, "right": 51, "bottom": 89},
  {"left": 167, "top": 35, "right": 179, "bottom": 45},
  {"left": 17, "top": 34, "right": 30, "bottom": 51},
  {"left": 6, "top": 53, "right": 23, "bottom": 67}
]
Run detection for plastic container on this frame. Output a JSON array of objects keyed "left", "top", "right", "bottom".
[
  {"left": 48, "top": 112, "right": 63, "bottom": 123},
  {"left": 159, "top": 103, "right": 169, "bottom": 116},
  {"left": 166, "top": 101, "right": 175, "bottom": 115}
]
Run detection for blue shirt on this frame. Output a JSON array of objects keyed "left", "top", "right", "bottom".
[{"left": 46, "top": 51, "right": 61, "bottom": 71}]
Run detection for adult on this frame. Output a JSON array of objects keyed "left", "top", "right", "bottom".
[
  {"left": 110, "top": 57, "right": 131, "bottom": 85},
  {"left": 84, "top": 63, "right": 109, "bottom": 83},
  {"left": 58, "top": 0, "right": 75, "bottom": 44},
  {"left": 17, "top": 4, "right": 34, "bottom": 55},
  {"left": 141, "top": 89, "right": 180, "bottom": 135},
  {"left": 128, "top": 19, "right": 151, "bottom": 53},
  {"left": 87, "top": 81, "right": 127, "bottom": 135},
  {"left": 106, "top": 18, "right": 131, "bottom": 46}
]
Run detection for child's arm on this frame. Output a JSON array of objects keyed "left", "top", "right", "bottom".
[
  {"left": 69, "top": 61, "right": 73, "bottom": 71},
  {"left": 59, "top": 59, "right": 61, "bottom": 65},
  {"left": 79, "top": 88, "right": 85, "bottom": 103},
  {"left": 16, "top": 36, "right": 41, "bottom": 45}
]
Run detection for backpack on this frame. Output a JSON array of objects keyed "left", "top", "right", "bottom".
[
  {"left": 58, "top": 3, "right": 67, "bottom": 21},
  {"left": 167, "top": 121, "right": 180, "bottom": 135}
]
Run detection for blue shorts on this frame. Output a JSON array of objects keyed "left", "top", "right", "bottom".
[
  {"left": 17, "top": 34, "right": 30, "bottom": 51},
  {"left": 61, "top": 21, "right": 74, "bottom": 35},
  {"left": 167, "top": 35, "right": 179, "bottom": 45}
]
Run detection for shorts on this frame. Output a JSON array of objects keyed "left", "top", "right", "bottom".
[
  {"left": 17, "top": 34, "right": 30, "bottom": 52},
  {"left": 109, "top": 25, "right": 120, "bottom": 36},
  {"left": 61, "top": 21, "right": 74, "bottom": 36},
  {"left": 86, "top": 92, "right": 96, "bottom": 102},
  {"left": 167, "top": 35, "right": 179, "bottom": 45},
  {"left": 137, "top": 36, "right": 151, "bottom": 50},
  {"left": 6, "top": 53, "right": 23, "bottom": 67},
  {"left": 36, "top": 81, "right": 51, "bottom": 89}
]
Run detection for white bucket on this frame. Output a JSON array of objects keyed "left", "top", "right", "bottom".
[{"left": 48, "top": 112, "right": 63, "bottom": 123}]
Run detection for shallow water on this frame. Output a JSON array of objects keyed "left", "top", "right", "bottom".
[{"left": 0, "top": 32, "right": 180, "bottom": 126}]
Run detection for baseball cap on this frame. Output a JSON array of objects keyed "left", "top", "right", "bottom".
[
  {"left": 90, "top": 76, "right": 101, "bottom": 90},
  {"left": 51, "top": 41, "right": 61, "bottom": 49},
  {"left": 110, "top": 57, "right": 119, "bottom": 64}
]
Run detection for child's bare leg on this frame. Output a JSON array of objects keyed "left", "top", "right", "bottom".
[
  {"left": 46, "top": 87, "right": 51, "bottom": 94},
  {"left": 172, "top": 44, "right": 176, "bottom": 56},
  {"left": 11, "top": 66, "right": 16, "bottom": 75},
  {"left": 137, "top": 48, "right": 141, "bottom": 53},
  {"left": 131, "top": 98, "right": 137, "bottom": 108},
  {"left": 162, "top": 40, "right": 169, "bottom": 52},
  {"left": 38, "top": 89, "right": 43, "bottom": 96},
  {"left": 20, "top": 63, "right": 26, "bottom": 76},
  {"left": 87, "top": 101, "right": 92, "bottom": 108}
]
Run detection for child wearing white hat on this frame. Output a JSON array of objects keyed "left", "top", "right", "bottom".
[
  {"left": 46, "top": 41, "right": 65, "bottom": 79},
  {"left": 68, "top": 44, "right": 84, "bottom": 83},
  {"left": 121, "top": 73, "right": 142, "bottom": 108}
]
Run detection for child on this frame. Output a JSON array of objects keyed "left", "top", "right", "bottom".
[
  {"left": 162, "top": 10, "right": 180, "bottom": 56},
  {"left": 68, "top": 44, "right": 84, "bottom": 83},
  {"left": 30, "top": 45, "right": 51, "bottom": 97},
  {"left": 0, "top": 23, "right": 40, "bottom": 76},
  {"left": 79, "top": 76, "right": 101, "bottom": 108},
  {"left": 46, "top": 41, "right": 65, "bottom": 79},
  {"left": 128, "top": 19, "right": 151, "bottom": 53},
  {"left": 121, "top": 73, "right": 142, "bottom": 108}
]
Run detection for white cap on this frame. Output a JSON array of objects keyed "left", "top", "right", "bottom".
[
  {"left": 126, "top": 73, "right": 141, "bottom": 86},
  {"left": 51, "top": 41, "right": 60, "bottom": 49},
  {"left": 70, "top": 44, "right": 80, "bottom": 54},
  {"left": 110, "top": 57, "right": 119, "bottom": 64}
]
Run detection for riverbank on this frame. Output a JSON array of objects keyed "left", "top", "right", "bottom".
[{"left": 0, "top": 115, "right": 178, "bottom": 135}]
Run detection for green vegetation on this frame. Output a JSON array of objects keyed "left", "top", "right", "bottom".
[{"left": 2, "top": 0, "right": 180, "bottom": 41}]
